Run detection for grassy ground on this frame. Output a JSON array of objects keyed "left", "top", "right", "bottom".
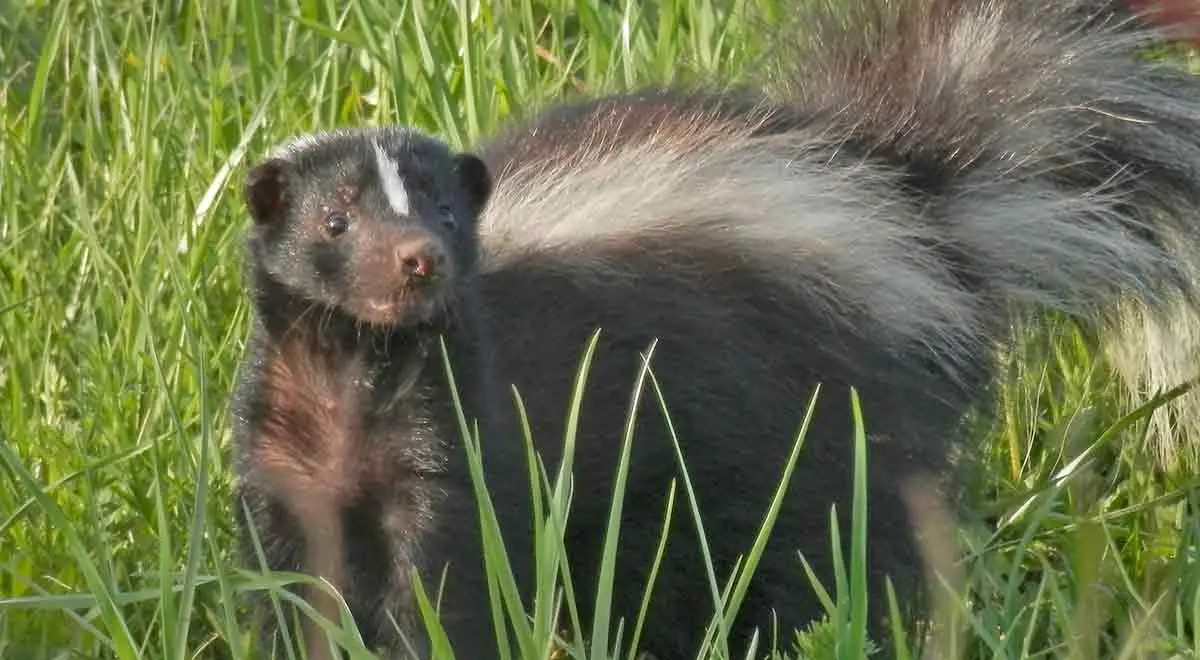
[{"left": 2, "top": 1, "right": 1199, "bottom": 658}]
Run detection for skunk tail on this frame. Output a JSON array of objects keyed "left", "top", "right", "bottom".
[
  {"left": 762, "top": 0, "right": 1200, "bottom": 468},
  {"left": 478, "top": 0, "right": 1200, "bottom": 468}
]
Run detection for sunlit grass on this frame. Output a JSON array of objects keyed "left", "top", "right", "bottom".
[{"left": 1, "top": 1, "right": 1198, "bottom": 658}]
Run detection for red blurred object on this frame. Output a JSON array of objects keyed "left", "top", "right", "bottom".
[{"left": 1127, "top": 0, "right": 1200, "bottom": 46}]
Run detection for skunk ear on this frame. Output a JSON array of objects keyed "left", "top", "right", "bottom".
[
  {"left": 453, "top": 153, "right": 493, "bottom": 216},
  {"left": 244, "top": 158, "right": 292, "bottom": 225}
]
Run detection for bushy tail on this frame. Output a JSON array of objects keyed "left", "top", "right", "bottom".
[
  {"left": 756, "top": 0, "right": 1200, "bottom": 469},
  {"left": 477, "top": 0, "right": 1200, "bottom": 469}
]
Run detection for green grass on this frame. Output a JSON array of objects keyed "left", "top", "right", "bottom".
[{"left": 1, "top": 1, "right": 1199, "bottom": 658}]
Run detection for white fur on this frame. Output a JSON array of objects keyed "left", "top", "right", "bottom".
[
  {"left": 372, "top": 141, "right": 411, "bottom": 216},
  {"left": 269, "top": 132, "right": 328, "bottom": 160},
  {"left": 476, "top": 0, "right": 1200, "bottom": 469},
  {"left": 481, "top": 122, "right": 983, "bottom": 371}
]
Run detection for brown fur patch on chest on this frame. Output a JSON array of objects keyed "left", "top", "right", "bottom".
[
  {"left": 247, "top": 330, "right": 379, "bottom": 660},
  {"left": 251, "top": 332, "right": 368, "bottom": 506}
]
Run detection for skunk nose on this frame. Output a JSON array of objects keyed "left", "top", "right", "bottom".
[{"left": 393, "top": 238, "right": 447, "bottom": 281}]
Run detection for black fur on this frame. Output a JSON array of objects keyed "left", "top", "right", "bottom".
[
  {"left": 230, "top": 126, "right": 520, "bottom": 658},
  {"left": 229, "top": 1, "right": 1200, "bottom": 658}
]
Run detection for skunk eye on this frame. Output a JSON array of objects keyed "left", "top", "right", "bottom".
[
  {"left": 324, "top": 212, "right": 350, "bottom": 237},
  {"left": 438, "top": 205, "right": 457, "bottom": 231}
]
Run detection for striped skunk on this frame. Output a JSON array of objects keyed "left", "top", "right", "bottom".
[{"left": 229, "top": 0, "right": 1200, "bottom": 658}]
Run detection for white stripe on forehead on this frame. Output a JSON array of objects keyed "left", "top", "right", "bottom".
[{"left": 372, "top": 140, "right": 411, "bottom": 216}]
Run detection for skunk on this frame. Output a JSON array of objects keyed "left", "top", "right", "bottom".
[{"left": 230, "top": 1, "right": 1200, "bottom": 658}]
